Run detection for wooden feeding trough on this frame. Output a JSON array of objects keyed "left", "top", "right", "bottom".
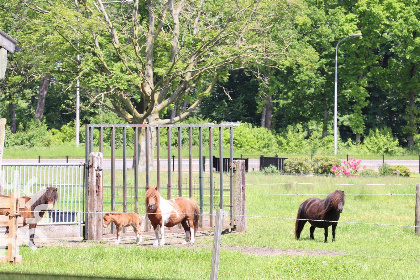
[{"left": 0, "top": 193, "right": 25, "bottom": 263}]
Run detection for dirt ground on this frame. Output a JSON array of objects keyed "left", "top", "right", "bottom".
[{"left": 34, "top": 227, "right": 345, "bottom": 257}]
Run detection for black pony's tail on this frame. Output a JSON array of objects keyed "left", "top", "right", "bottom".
[{"left": 295, "top": 204, "right": 304, "bottom": 239}]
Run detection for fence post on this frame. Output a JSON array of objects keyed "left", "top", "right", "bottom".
[
  {"left": 233, "top": 160, "right": 246, "bottom": 232},
  {"left": 210, "top": 209, "right": 223, "bottom": 280},
  {"left": 86, "top": 152, "right": 103, "bottom": 241},
  {"left": 416, "top": 184, "right": 420, "bottom": 236}
]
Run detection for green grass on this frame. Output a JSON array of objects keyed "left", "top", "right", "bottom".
[{"left": 1, "top": 173, "right": 420, "bottom": 279}]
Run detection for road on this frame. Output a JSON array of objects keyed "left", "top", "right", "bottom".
[{"left": 1, "top": 158, "right": 419, "bottom": 173}]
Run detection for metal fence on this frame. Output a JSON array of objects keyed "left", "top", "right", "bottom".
[
  {"left": 259, "top": 155, "right": 287, "bottom": 171},
  {"left": 85, "top": 123, "right": 237, "bottom": 229},
  {"left": 0, "top": 163, "right": 85, "bottom": 235}
]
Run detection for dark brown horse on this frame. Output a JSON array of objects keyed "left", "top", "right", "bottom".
[
  {"left": 145, "top": 187, "right": 199, "bottom": 246},
  {"left": 0, "top": 187, "right": 59, "bottom": 247},
  {"left": 295, "top": 190, "right": 345, "bottom": 242}
]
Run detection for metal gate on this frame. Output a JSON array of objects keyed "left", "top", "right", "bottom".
[
  {"left": 84, "top": 123, "right": 238, "bottom": 228},
  {"left": 0, "top": 163, "right": 85, "bottom": 236}
]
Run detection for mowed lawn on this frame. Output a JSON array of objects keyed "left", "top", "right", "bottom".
[{"left": 1, "top": 173, "right": 420, "bottom": 279}]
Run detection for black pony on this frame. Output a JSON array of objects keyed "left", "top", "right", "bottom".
[{"left": 295, "top": 190, "right": 345, "bottom": 242}]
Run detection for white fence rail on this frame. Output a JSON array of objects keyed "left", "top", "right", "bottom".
[{"left": 0, "top": 164, "right": 85, "bottom": 235}]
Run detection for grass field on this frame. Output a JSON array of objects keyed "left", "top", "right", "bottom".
[{"left": 0, "top": 173, "right": 419, "bottom": 279}]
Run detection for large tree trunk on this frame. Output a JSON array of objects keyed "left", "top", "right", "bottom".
[
  {"left": 35, "top": 74, "right": 50, "bottom": 121},
  {"left": 260, "top": 96, "right": 273, "bottom": 130},
  {"left": 138, "top": 113, "right": 159, "bottom": 171}
]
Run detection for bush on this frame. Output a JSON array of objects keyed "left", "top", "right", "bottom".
[
  {"left": 389, "top": 165, "right": 411, "bottom": 177},
  {"left": 363, "top": 128, "right": 401, "bottom": 155},
  {"left": 231, "top": 123, "right": 279, "bottom": 154},
  {"left": 4, "top": 120, "right": 53, "bottom": 148},
  {"left": 261, "top": 165, "right": 281, "bottom": 174},
  {"left": 378, "top": 163, "right": 392, "bottom": 176},
  {"left": 332, "top": 157, "right": 365, "bottom": 176},
  {"left": 284, "top": 157, "right": 312, "bottom": 174},
  {"left": 312, "top": 156, "right": 341, "bottom": 175},
  {"left": 358, "top": 169, "right": 379, "bottom": 177}
]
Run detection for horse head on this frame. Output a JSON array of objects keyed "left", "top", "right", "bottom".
[
  {"left": 103, "top": 213, "right": 112, "bottom": 228},
  {"left": 145, "top": 187, "right": 160, "bottom": 211},
  {"left": 332, "top": 190, "right": 345, "bottom": 213},
  {"left": 45, "top": 187, "right": 59, "bottom": 210}
]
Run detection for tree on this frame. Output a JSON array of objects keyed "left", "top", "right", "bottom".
[{"left": 24, "top": 0, "right": 291, "bottom": 168}]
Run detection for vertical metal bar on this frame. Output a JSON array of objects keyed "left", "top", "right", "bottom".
[
  {"left": 145, "top": 127, "right": 150, "bottom": 188},
  {"left": 188, "top": 127, "right": 193, "bottom": 198},
  {"left": 134, "top": 127, "right": 139, "bottom": 214},
  {"left": 99, "top": 127, "right": 103, "bottom": 154},
  {"left": 199, "top": 127, "right": 203, "bottom": 226},
  {"left": 85, "top": 125, "right": 90, "bottom": 166},
  {"left": 111, "top": 127, "right": 116, "bottom": 222},
  {"left": 178, "top": 127, "right": 182, "bottom": 197},
  {"left": 157, "top": 127, "right": 161, "bottom": 190},
  {"left": 219, "top": 127, "right": 223, "bottom": 209},
  {"left": 229, "top": 126, "right": 234, "bottom": 225},
  {"left": 167, "top": 127, "right": 172, "bottom": 199},
  {"left": 123, "top": 127, "right": 127, "bottom": 213},
  {"left": 209, "top": 127, "right": 214, "bottom": 227},
  {"left": 84, "top": 125, "right": 90, "bottom": 238}
]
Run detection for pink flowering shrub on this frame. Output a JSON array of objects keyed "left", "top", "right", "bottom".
[{"left": 332, "top": 157, "right": 366, "bottom": 176}]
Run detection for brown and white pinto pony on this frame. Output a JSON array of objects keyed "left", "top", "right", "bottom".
[
  {"left": 145, "top": 187, "right": 199, "bottom": 246},
  {"left": 103, "top": 212, "right": 143, "bottom": 244},
  {"left": 295, "top": 190, "right": 345, "bottom": 243},
  {"left": 0, "top": 187, "right": 58, "bottom": 247}
]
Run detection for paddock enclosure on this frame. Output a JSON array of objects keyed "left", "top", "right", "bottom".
[
  {"left": 84, "top": 124, "right": 239, "bottom": 231},
  {"left": 1, "top": 124, "right": 238, "bottom": 239}
]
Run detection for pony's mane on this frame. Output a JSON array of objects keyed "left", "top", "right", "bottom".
[
  {"left": 324, "top": 190, "right": 345, "bottom": 210},
  {"left": 30, "top": 187, "right": 58, "bottom": 210},
  {"left": 145, "top": 187, "right": 161, "bottom": 204}
]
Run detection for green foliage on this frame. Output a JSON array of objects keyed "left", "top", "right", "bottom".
[
  {"left": 231, "top": 123, "right": 279, "bottom": 154},
  {"left": 378, "top": 163, "right": 392, "bottom": 176},
  {"left": 358, "top": 169, "right": 379, "bottom": 177},
  {"left": 312, "top": 156, "right": 341, "bottom": 175},
  {"left": 4, "top": 120, "right": 53, "bottom": 148},
  {"left": 284, "top": 157, "right": 312, "bottom": 174},
  {"left": 49, "top": 121, "right": 81, "bottom": 144},
  {"left": 261, "top": 164, "right": 281, "bottom": 174},
  {"left": 363, "top": 128, "right": 401, "bottom": 155},
  {"left": 278, "top": 124, "right": 310, "bottom": 154},
  {"left": 389, "top": 165, "right": 411, "bottom": 177}
]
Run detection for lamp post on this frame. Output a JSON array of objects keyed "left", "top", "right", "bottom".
[{"left": 334, "top": 32, "right": 362, "bottom": 155}]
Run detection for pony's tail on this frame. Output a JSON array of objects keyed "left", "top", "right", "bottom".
[{"left": 295, "top": 204, "right": 304, "bottom": 239}]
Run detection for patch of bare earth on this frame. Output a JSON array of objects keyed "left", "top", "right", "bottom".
[{"left": 35, "top": 229, "right": 345, "bottom": 257}]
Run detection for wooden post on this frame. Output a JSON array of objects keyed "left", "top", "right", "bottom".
[
  {"left": 416, "top": 184, "right": 420, "bottom": 236},
  {"left": 233, "top": 160, "right": 247, "bottom": 232},
  {"left": 87, "top": 152, "right": 103, "bottom": 241},
  {"left": 0, "top": 193, "right": 23, "bottom": 263},
  {"left": 7, "top": 193, "right": 21, "bottom": 263},
  {"left": 210, "top": 209, "right": 223, "bottom": 280}
]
